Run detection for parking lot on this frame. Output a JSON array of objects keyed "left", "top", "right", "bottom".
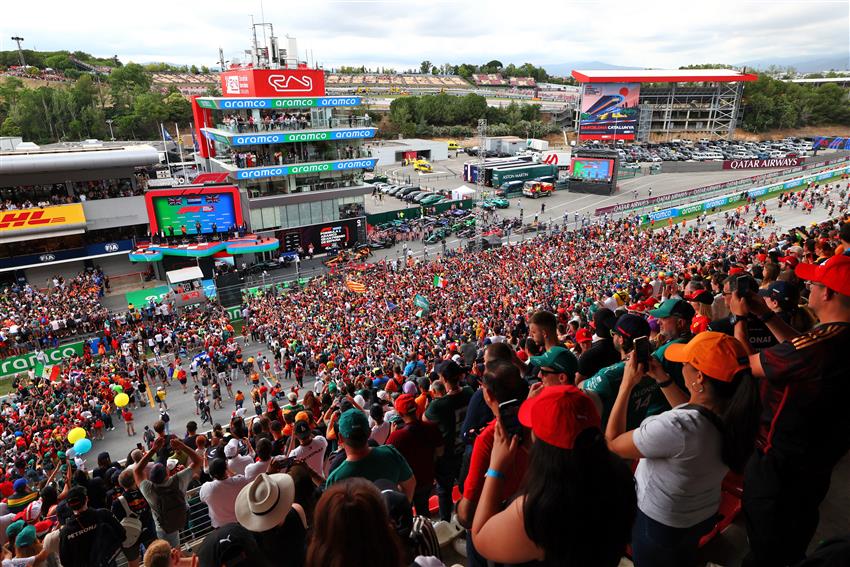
[
  {"left": 367, "top": 152, "right": 810, "bottom": 225},
  {"left": 580, "top": 136, "right": 814, "bottom": 163}
]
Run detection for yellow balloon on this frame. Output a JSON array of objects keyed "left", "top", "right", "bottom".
[
  {"left": 68, "top": 427, "right": 86, "bottom": 444},
  {"left": 115, "top": 393, "right": 130, "bottom": 408}
]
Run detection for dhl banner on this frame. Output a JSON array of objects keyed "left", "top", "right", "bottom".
[{"left": 0, "top": 204, "right": 87, "bottom": 240}]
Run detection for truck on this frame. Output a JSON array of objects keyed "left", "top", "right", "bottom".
[
  {"left": 526, "top": 138, "right": 549, "bottom": 151},
  {"left": 490, "top": 163, "right": 557, "bottom": 188},
  {"left": 522, "top": 180, "right": 554, "bottom": 198}
]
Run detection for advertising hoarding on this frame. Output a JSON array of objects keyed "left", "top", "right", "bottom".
[
  {"left": 196, "top": 96, "right": 362, "bottom": 110},
  {"left": 145, "top": 186, "right": 243, "bottom": 235},
  {"left": 578, "top": 83, "right": 640, "bottom": 141},
  {"left": 234, "top": 158, "right": 377, "bottom": 180},
  {"left": 0, "top": 204, "right": 86, "bottom": 240},
  {"left": 570, "top": 157, "right": 615, "bottom": 182},
  {"left": 723, "top": 157, "right": 803, "bottom": 170},
  {"left": 220, "top": 69, "right": 326, "bottom": 98}
]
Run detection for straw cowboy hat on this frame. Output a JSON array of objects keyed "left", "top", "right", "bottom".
[{"left": 235, "top": 473, "right": 295, "bottom": 532}]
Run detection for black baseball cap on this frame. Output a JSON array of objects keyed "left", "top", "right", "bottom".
[{"left": 612, "top": 314, "right": 651, "bottom": 339}]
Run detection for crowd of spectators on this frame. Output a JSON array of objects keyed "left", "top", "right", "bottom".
[
  {"left": 0, "top": 181, "right": 848, "bottom": 566},
  {"left": 0, "top": 270, "right": 110, "bottom": 357},
  {"left": 0, "top": 175, "right": 147, "bottom": 212}
]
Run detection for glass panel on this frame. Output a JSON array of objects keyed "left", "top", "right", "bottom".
[
  {"left": 250, "top": 209, "right": 263, "bottom": 230},
  {"left": 311, "top": 202, "right": 323, "bottom": 225}
]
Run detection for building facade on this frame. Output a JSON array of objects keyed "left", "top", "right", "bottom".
[{"left": 571, "top": 69, "right": 758, "bottom": 142}]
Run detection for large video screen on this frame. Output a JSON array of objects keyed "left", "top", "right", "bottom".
[
  {"left": 570, "top": 158, "right": 614, "bottom": 182},
  {"left": 579, "top": 82, "right": 640, "bottom": 141},
  {"left": 276, "top": 217, "right": 366, "bottom": 253},
  {"left": 145, "top": 186, "right": 243, "bottom": 235}
]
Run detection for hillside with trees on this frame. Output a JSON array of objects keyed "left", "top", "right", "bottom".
[{"left": 0, "top": 62, "right": 192, "bottom": 143}]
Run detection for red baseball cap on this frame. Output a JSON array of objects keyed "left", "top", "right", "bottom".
[
  {"left": 575, "top": 328, "right": 593, "bottom": 343},
  {"left": 394, "top": 394, "right": 417, "bottom": 415},
  {"left": 518, "top": 385, "right": 600, "bottom": 449},
  {"left": 795, "top": 255, "right": 850, "bottom": 297},
  {"left": 779, "top": 255, "right": 799, "bottom": 268}
]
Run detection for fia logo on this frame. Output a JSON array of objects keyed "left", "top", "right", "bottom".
[
  {"left": 104, "top": 243, "right": 119, "bottom": 252},
  {"left": 39, "top": 254, "right": 56, "bottom": 262},
  {"left": 268, "top": 74, "right": 313, "bottom": 93}
]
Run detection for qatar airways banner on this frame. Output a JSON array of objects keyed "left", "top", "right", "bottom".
[{"left": 723, "top": 157, "right": 803, "bottom": 170}]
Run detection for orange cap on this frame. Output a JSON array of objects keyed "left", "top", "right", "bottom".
[
  {"left": 664, "top": 332, "right": 749, "bottom": 382},
  {"left": 295, "top": 411, "right": 310, "bottom": 422}
]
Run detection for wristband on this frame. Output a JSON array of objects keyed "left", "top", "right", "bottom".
[
  {"left": 485, "top": 468, "right": 505, "bottom": 480},
  {"left": 657, "top": 379, "right": 674, "bottom": 388},
  {"left": 758, "top": 311, "right": 776, "bottom": 324}
]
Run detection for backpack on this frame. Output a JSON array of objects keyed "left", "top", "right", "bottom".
[
  {"left": 409, "top": 516, "right": 441, "bottom": 561},
  {"left": 151, "top": 479, "right": 188, "bottom": 534},
  {"left": 118, "top": 495, "right": 143, "bottom": 548}
]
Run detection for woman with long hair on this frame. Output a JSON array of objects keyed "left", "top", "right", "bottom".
[
  {"left": 606, "top": 331, "right": 761, "bottom": 567},
  {"left": 471, "top": 385, "right": 637, "bottom": 566},
  {"left": 306, "top": 478, "right": 405, "bottom": 567}
]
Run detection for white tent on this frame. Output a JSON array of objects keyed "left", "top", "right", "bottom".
[
  {"left": 451, "top": 185, "right": 476, "bottom": 201},
  {"left": 166, "top": 266, "right": 204, "bottom": 284}
]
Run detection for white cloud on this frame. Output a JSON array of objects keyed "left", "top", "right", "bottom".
[{"left": 1, "top": 0, "right": 847, "bottom": 70}]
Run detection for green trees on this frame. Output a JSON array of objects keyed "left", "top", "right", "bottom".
[
  {"left": 0, "top": 64, "right": 195, "bottom": 143},
  {"left": 387, "top": 93, "right": 555, "bottom": 138},
  {"left": 741, "top": 74, "right": 850, "bottom": 132}
]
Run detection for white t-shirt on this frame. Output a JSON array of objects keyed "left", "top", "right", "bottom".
[
  {"left": 289, "top": 436, "right": 328, "bottom": 478},
  {"left": 227, "top": 454, "right": 254, "bottom": 476},
  {"left": 370, "top": 421, "right": 391, "bottom": 445},
  {"left": 633, "top": 405, "right": 727, "bottom": 528},
  {"left": 199, "top": 475, "right": 252, "bottom": 528},
  {"left": 243, "top": 459, "right": 270, "bottom": 480}
]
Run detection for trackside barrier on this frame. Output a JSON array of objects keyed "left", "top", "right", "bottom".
[{"left": 641, "top": 164, "right": 850, "bottom": 225}]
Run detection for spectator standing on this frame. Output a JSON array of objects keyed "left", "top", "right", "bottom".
[
  {"left": 59, "top": 485, "right": 126, "bottom": 567},
  {"left": 606, "top": 332, "right": 761, "bottom": 567},
  {"left": 732, "top": 255, "right": 850, "bottom": 567},
  {"left": 386, "top": 393, "right": 444, "bottom": 517},
  {"left": 134, "top": 437, "right": 202, "bottom": 547},
  {"left": 424, "top": 359, "right": 473, "bottom": 521},
  {"left": 471, "top": 385, "right": 636, "bottom": 566}
]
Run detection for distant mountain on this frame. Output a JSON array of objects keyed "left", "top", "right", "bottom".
[
  {"left": 543, "top": 61, "right": 639, "bottom": 77},
  {"left": 736, "top": 55, "right": 850, "bottom": 73}
]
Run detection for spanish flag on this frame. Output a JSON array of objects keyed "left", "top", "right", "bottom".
[{"left": 346, "top": 280, "right": 367, "bottom": 293}]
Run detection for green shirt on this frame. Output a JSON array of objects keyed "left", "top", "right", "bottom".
[
  {"left": 580, "top": 340, "right": 686, "bottom": 431},
  {"left": 325, "top": 445, "right": 413, "bottom": 487},
  {"left": 424, "top": 386, "right": 473, "bottom": 455}
]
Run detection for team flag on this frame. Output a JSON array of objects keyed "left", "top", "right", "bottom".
[
  {"left": 385, "top": 300, "right": 398, "bottom": 311},
  {"left": 33, "top": 361, "right": 61, "bottom": 382},
  {"left": 433, "top": 275, "right": 446, "bottom": 288},
  {"left": 161, "top": 124, "right": 173, "bottom": 141},
  {"left": 346, "top": 280, "right": 367, "bottom": 293},
  {"left": 413, "top": 294, "right": 430, "bottom": 310}
]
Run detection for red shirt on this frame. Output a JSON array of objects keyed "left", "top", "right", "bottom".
[
  {"left": 463, "top": 419, "right": 529, "bottom": 504},
  {"left": 386, "top": 420, "right": 443, "bottom": 488}
]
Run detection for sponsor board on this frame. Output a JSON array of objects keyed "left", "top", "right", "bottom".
[
  {"left": 0, "top": 239, "right": 133, "bottom": 270},
  {"left": 0, "top": 204, "right": 86, "bottom": 237},
  {"left": 199, "top": 96, "right": 361, "bottom": 110},
  {"left": 723, "top": 157, "right": 803, "bottom": 170},
  {"left": 579, "top": 83, "right": 640, "bottom": 141},
  {"left": 235, "top": 158, "right": 377, "bottom": 180},
  {"left": 0, "top": 341, "right": 85, "bottom": 378},
  {"left": 229, "top": 128, "right": 376, "bottom": 146}
]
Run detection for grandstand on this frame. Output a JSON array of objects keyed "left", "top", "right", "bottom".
[
  {"left": 325, "top": 73, "right": 470, "bottom": 89},
  {"left": 472, "top": 73, "right": 508, "bottom": 86}
]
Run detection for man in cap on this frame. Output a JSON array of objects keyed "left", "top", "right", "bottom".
[
  {"left": 59, "top": 485, "right": 125, "bottom": 567},
  {"left": 288, "top": 420, "right": 328, "bottom": 481},
  {"left": 581, "top": 310, "right": 689, "bottom": 431},
  {"left": 387, "top": 393, "right": 444, "bottom": 517},
  {"left": 731, "top": 255, "right": 850, "bottom": 567},
  {"left": 325, "top": 408, "right": 415, "bottom": 502},
  {"left": 529, "top": 346, "right": 578, "bottom": 387},
  {"left": 424, "top": 359, "right": 473, "bottom": 521},
  {"left": 134, "top": 435, "right": 202, "bottom": 547}
]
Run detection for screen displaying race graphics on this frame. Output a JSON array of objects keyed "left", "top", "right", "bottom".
[
  {"left": 570, "top": 157, "right": 614, "bottom": 182},
  {"left": 145, "top": 186, "right": 243, "bottom": 235},
  {"left": 277, "top": 217, "right": 366, "bottom": 253},
  {"left": 579, "top": 82, "right": 640, "bottom": 140}
]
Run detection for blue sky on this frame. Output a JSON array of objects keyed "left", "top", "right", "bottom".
[{"left": 2, "top": 0, "right": 848, "bottom": 71}]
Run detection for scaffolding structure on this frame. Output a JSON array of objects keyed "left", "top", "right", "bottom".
[{"left": 635, "top": 82, "right": 745, "bottom": 142}]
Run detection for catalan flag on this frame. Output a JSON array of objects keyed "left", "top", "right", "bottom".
[{"left": 346, "top": 280, "right": 367, "bottom": 293}]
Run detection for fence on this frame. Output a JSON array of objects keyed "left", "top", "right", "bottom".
[
  {"left": 365, "top": 198, "right": 476, "bottom": 226},
  {"left": 596, "top": 156, "right": 850, "bottom": 217}
]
